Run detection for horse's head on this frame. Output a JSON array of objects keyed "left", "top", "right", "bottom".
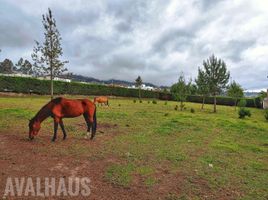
[{"left": 28, "top": 119, "right": 41, "bottom": 140}]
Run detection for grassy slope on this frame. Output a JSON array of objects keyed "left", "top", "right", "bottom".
[{"left": 0, "top": 95, "right": 267, "bottom": 199}]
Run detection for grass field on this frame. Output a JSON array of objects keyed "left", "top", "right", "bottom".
[{"left": 0, "top": 95, "right": 267, "bottom": 200}]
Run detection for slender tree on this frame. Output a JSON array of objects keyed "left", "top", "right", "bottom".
[
  {"left": 135, "top": 76, "right": 143, "bottom": 99},
  {"left": 202, "top": 54, "right": 230, "bottom": 113},
  {"left": 31, "top": 8, "right": 68, "bottom": 99},
  {"left": 227, "top": 81, "right": 244, "bottom": 110},
  {"left": 171, "top": 73, "right": 189, "bottom": 111},
  {"left": 195, "top": 67, "right": 210, "bottom": 110}
]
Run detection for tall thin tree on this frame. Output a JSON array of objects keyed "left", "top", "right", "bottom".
[
  {"left": 135, "top": 76, "right": 143, "bottom": 99},
  {"left": 195, "top": 67, "right": 210, "bottom": 110},
  {"left": 32, "top": 8, "right": 68, "bottom": 99},
  {"left": 202, "top": 54, "right": 230, "bottom": 113},
  {"left": 227, "top": 81, "right": 244, "bottom": 110},
  {"left": 171, "top": 73, "right": 189, "bottom": 111}
]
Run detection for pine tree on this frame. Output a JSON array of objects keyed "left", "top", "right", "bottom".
[
  {"left": 202, "top": 54, "right": 230, "bottom": 113},
  {"left": 31, "top": 8, "right": 68, "bottom": 99},
  {"left": 135, "top": 76, "right": 143, "bottom": 99}
]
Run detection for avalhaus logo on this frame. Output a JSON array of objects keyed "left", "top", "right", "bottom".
[{"left": 2, "top": 177, "right": 91, "bottom": 198}]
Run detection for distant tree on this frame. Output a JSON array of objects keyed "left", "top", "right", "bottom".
[
  {"left": 31, "top": 8, "right": 68, "bottom": 99},
  {"left": 135, "top": 76, "right": 143, "bottom": 99},
  {"left": 227, "top": 81, "right": 244, "bottom": 110},
  {"left": 195, "top": 67, "right": 210, "bottom": 110},
  {"left": 0, "top": 59, "right": 14, "bottom": 74},
  {"left": 171, "top": 73, "right": 189, "bottom": 111},
  {"left": 202, "top": 54, "right": 230, "bottom": 113},
  {"left": 15, "top": 58, "right": 33, "bottom": 75}
]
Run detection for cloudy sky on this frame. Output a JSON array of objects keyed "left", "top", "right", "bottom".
[{"left": 0, "top": 0, "right": 268, "bottom": 90}]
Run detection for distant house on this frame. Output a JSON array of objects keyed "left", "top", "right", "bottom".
[
  {"left": 0, "top": 73, "right": 33, "bottom": 78},
  {"left": 127, "top": 84, "right": 157, "bottom": 91},
  {"left": 39, "top": 76, "right": 71, "bottom": 83},
  {"left": 263, "top": 89, "right": 268, "bottom": 109}
]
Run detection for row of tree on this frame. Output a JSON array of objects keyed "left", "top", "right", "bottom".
[
  {"left": 0, "top": 57, "right": 34, "bottom": 75},
  {"left": 171, "top": 55, "right": 243, "bottom": 113}
]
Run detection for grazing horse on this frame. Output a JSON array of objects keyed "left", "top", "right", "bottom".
[
  {"left": 28, "top": 97, "right": 97, "bottom": 141},
  {"left": 94, "top": 96, "right": 109, "bottom": 106}
]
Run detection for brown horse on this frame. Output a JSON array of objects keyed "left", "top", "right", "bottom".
[
  {"left": 94, "top": 96, "right": 109, "bottom": 106},
  {"left": 28, "top": 97, "right": 97, "bottom": 141}
]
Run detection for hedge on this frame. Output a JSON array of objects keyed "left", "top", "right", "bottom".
[
  {"left": 0, "top": 76, "right": 262, "bottom": 108},
  {"left": 0, "top": 76, "right": 159, "bottom": 98}
]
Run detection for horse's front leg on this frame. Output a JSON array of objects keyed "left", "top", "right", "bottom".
[
  {"left": 59, "top": 119, "right": 67, "bottom": 140},
  {"left": 51, "top": 117, "right": 59, "bottom": 142}
]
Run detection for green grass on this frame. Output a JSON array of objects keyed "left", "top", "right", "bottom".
[{"left": 0, "top": 95, "right": 267, "bottom": 199}]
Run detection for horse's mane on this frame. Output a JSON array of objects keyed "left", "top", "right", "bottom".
[{"left": 32, "top": 97, "right": 63, "bottom": 121}]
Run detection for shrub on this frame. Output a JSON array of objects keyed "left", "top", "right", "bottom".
[
  {"left": 148, "top": 101, "right": 150, "bottom": 104},
  {"left": 164, "top": 113, "right": 169, "bottom": 116},
  {"left": 237, "top": 99, "right": 247, "bottom": 108},
  {"left": 239, "top": 108, "right": 251, "bottom": 119},
  {"left": 118, "top": 104, "right": 121, "bottom": 107},
  {"left": 133, "top": 99, "right": 136, "bottom": 103},
  {"left": 152, "top": 100, "right": 157, "bottom": 104},
  {"left": 174, "top": 105, "right": 178, "bottom": 110},
  {"left": 139, "top": 100, "right": 142, "bottom": 103},
  {"left": 264, "top": 110, "right": 268, "bottom": 121},
  {"left": 190, "top": 108, "right": 195, "bottom": 113},
  {"left": 164, "top": 101, "right": 167, "bottom": 105}
]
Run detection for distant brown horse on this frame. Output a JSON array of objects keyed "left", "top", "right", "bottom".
[
  {"left": 94, "top": 96, "right": 109, "bottom": 106},
  {"left": 28, "top": 97, "right": 97, "bottom": 141}
]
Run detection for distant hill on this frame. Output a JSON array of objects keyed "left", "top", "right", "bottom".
[{"left": 68, "top": 74, "right": 159, "bottom": 88}]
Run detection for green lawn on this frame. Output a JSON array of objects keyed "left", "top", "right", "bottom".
[{"left": 0, "top": 95, "right": 267, "bottom": 199}]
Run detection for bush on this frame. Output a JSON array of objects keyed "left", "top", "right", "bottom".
[
  {"left": 152, "top": 100, "right": 157, "bottom": 104},
  {"left": 148, "top": 101, "right": 150, "bottom": 104},
  {"left": 264, "top": 110, "right": 268, "bottom": 121},
  {"left": 139, "top": 100, "right": 142, "bottom": 103},
  {"left": 237, "top": 99, "right": 247, "bottom": 108},
  {"left": 118, "top": 104, "right": 121, "bottom": 107},
  {"left": 174, "top": 105, "right": 178, "bottom": 110},
  {"left": 164, "top": 101, "right": 167, "bottom": 105},
  {"left": 133, "top": 99, "right": 136, "bottom": 103},
  {"left": 239, "top": 108, "right": 251, "bottom": 119},
  {"left": 190, "top": 108, "right": 195, "bottom": 113}
]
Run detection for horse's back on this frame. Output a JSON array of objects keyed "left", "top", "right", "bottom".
[{"left": 94, "top": 96, "right": 108, "bottom": 103}]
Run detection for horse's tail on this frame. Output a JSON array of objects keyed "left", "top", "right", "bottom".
[{"left": 93, "top": 107, "right": 97, "bottom": 134}]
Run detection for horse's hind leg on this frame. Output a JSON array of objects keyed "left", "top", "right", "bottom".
[
  {"left": 83, "top": 113, "right": 91, "bottom": 139},
  {"left": 59, "top": 119, "right": 67, "bottom": 140},
  {"left": 52, "top": 117, "right": 59, "bottom": 142}
]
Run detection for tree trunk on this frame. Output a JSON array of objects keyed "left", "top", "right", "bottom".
[
  {"left": 213, "top": 95, "right": 217, "bottom": 113},
  {"left": 235, "top": 98, "right": 237, "bottom": 111},
  {"left": 139, "top": 87, "right": 141, "bottom": 100},
  {"left": 180, "top": 101, "right": 183, "bottom": 111},
  {"left": 50, "top": 63, "right": 53, "bottom": 100},
  {"left": 201, "top": 96, "right": 205, "bottom": 110}
]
